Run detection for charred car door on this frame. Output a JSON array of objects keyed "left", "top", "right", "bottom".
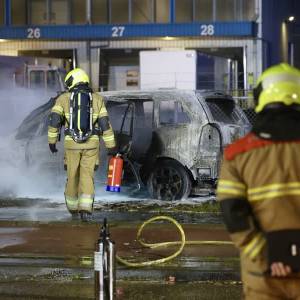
[{"left": 106, "top": 99, "right": 154, "bottom": 187}]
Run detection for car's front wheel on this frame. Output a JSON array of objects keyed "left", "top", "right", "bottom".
[{"left": 147, "top": 160, "right": 191, "bottom": 201}]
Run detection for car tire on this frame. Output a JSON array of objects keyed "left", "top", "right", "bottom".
[{"left": 147, "top": 160, "right": 191, "bottom": 201}]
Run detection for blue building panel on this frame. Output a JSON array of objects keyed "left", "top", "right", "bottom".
[
  {"left": 4, "top": 0, "right": 11, "bottom": 26},
  {"left": 0, "top": 22, "right": 256, "bottom": 40}
]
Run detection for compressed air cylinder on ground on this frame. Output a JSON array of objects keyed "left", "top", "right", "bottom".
[
  {"left": 106, "top": 155, "right": 123, "bottom": 192},
  {"left": 94, "top": 219, "right": 116, "bottom": 300}
]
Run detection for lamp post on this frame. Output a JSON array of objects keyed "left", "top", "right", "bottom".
[{"left": 281, "top": 16, "right": 295, "bottom": 64}]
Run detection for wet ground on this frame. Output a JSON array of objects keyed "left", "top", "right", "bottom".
[
  {"left": 0, "top": 196, "right": 242, "bottom": 299},
  {"left": 0, "top": 280, "right": 242, "bottom": 299}
]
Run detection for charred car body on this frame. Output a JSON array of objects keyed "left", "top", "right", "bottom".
[{"left": 15, "top": 89, "right": 251, "bottom": 200}]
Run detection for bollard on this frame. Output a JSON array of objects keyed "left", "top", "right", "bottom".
[{"left": 95, "top": 218, "right": 116, "bottom": 300}]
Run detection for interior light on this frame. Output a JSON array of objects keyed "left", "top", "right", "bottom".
[{"left": 288, "top": 16, "right": 295, "bottom": 22}]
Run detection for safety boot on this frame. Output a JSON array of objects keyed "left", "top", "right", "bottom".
[
  {"left": 80, "top": 211, "right": 92, "bottom": 222},
  {"left": 70, "top": 212, "right": 79, "bottom": 221}
]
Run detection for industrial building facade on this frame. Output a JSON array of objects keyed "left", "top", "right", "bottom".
[{"left": 0, "top": 0, "right": 298, "bottom": 92}]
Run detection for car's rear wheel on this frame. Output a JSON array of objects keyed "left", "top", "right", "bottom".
[{"left": 147, "top": 160, "right": 191, "bottom": 200}]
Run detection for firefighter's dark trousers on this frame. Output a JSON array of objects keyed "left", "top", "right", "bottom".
[{"left": 64, "top": 148, "right": 98, "bottom": 214}]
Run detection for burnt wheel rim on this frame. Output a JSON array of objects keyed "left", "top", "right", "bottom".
[{"left": 152, "top": 166, "right": 183, "bottom": 200}]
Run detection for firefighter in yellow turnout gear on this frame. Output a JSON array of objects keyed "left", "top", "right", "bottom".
[
  {"left": 48, "top": 68, "right": 116, "bottom": 221},
  {"left": 218, "top": 63, "right": 300, "bottom": 300}
]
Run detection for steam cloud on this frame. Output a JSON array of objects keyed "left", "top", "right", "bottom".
[{"left": 0, "top": 79, "right": 66, "bottom": 200}]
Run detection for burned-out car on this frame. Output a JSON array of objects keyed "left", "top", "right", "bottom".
[
  {"left": 15, "top": 89, "right": 251, "bottom": 200},
  {"left": 103, "top": 90, "right": 251, "bottom": 199}
]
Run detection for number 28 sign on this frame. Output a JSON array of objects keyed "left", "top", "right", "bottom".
[{"left": 200, "top": 25, "right": 214, "bottom": 36}]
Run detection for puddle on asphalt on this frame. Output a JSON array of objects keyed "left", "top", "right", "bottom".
[
  {"left": 0, "top": 228, "right": 36, "bottom": 234},
  {"left": 0, "top": 204, "right": 222, "bottom": 224},
  {"left": 0, "top": 227, "right": 36, "bottom": 249},
  {"left": 0, "top": 237, "right": 25, "bottom": 249}
]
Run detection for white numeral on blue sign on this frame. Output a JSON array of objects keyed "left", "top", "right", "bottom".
[
  {"left": 200, "top": 25, "right": 214, "bottom": 36},
  {"left": 111, "top": 26, "right": 125, "bottom": 37},
  {"left": 27, "top": 28, "right": 41, "bottom": 39}
]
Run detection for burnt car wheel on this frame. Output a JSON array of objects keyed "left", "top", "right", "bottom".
[{"left": 147, "top": 160, "right": 191, "bottom": 201}]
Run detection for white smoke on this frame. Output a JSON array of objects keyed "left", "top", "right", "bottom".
[{"left": 0, "top": 82, "right": 65, "bottom": 200}]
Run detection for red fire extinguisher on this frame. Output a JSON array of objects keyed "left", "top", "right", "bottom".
[{"left": 106, "top": 154, "right": 123, "bottom": 192}]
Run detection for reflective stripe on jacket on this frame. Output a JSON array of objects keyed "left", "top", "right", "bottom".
[{"left": 217, "top": 132, "right": 300, "bottom": 262}]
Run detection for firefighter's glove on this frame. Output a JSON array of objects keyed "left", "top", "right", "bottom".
[
  {"left": 49, "top": 143, "right": 58, "bottom": 153},
  {"left": 107, "top": 147, "right": 118, "bottom": 157}
]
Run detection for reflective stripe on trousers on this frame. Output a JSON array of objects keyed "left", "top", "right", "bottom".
[
  {"left": 65, "top": 195, "right": 78, "bottom": 212},
  {"left": 78, "top": 194, "right": 94, "bottom": 213}
]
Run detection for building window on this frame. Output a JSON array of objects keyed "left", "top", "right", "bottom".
[
  {"left": 71, "top": 0, "right": 86, "bottom": 24},
  {"left": 111, "top": 0, "right": 128, "bottom": 23},
  {"left": 241, "top": 0, "right": 256, "bottom": 21},
  {"left": 92, "top": 0, "right": 108, "bottom": 24},
  {"left": 194, "top": 0, "right": 213, "bottom": 21},
  {"left": 194, "top": 0, "right": 256, "bottom": 22},
  {"left": 176, "top": 0, "right": 192, "bottom": 23},
  {"left": 0, "top": 0, "right": 3, "bottom": 25},
  {"left": 28, "top": 0, "right": 47, "bottom": 25},
  {"left": 155, "top": 0, "right": 169, "bottom": 23},
  {"left": 51, "top": 0, "right": 70, "bottom": 24},
  {"left": 132, "top": 0, "right": 153, "bottom": 23},
  {"left": 12, "top": 0, "right": 26, "bottom": 25},
  {"left": 216, "top": 0, "right": 234, "bottom": 21},
  {"left": 28, "top": 0, "right": 71, "bottom": 25}
]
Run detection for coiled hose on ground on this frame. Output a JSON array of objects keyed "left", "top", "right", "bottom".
[{"left": 116, "top": 215, "right": 233, "bottom": 267}]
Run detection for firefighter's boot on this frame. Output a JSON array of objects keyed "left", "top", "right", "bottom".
[
  {"left": 80, "top": 211, "right": 92, "bottom": 222},
  {"left": 71, "top": 212, "right": 79, "bottom": 221}
]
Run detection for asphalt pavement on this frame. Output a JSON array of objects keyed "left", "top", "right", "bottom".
[{"left": 0, "top": 197, "right": 242, "bottom": 299}]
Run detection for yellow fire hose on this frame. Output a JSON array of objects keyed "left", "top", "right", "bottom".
[{"left": 116, "top": 215, "right": 233, "bottom": 267}]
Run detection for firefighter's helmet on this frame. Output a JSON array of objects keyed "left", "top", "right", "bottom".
[
  {"left": 64, "top": 68, "right": 89, "bottom": 90},
  {"left": 253, "top": 63, "right": 300, "bottom": 113}
]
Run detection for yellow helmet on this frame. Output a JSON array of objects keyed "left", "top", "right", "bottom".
[
  {"left": 64, "top": 68, "right": 89, "bottom": 90},
  {"left": 253, "top": 63, "right": 300, "bottom": 113}
]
